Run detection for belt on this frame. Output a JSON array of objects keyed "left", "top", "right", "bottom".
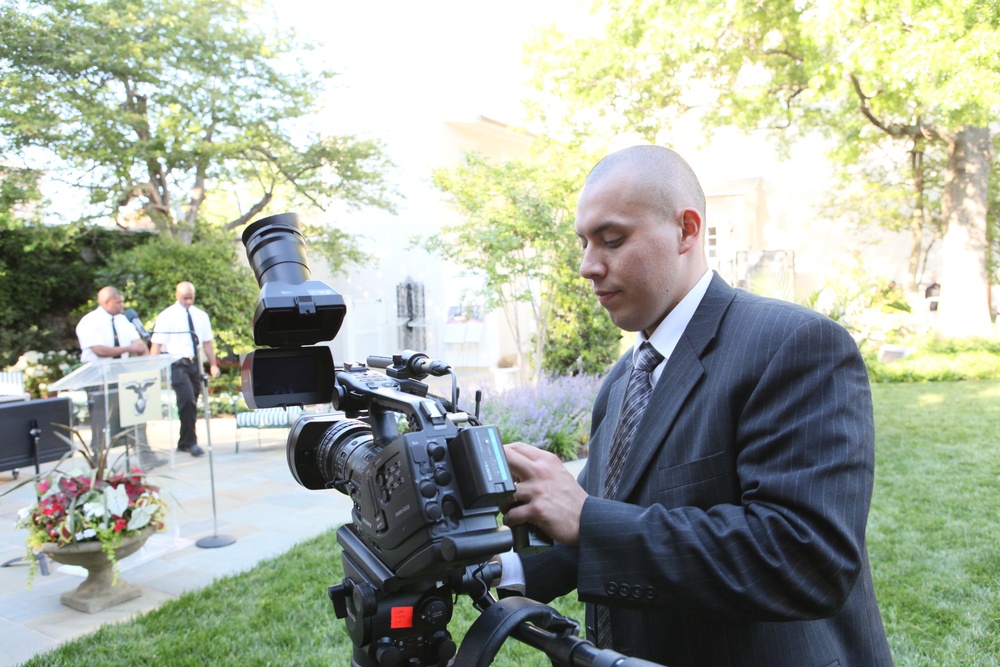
[{"left": 177, "top": 357, "right": 198, "bottom": 363}]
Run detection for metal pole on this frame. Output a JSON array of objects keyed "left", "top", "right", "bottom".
[{"left": 195, "top": 372, "right": 236, "bottom": 549}]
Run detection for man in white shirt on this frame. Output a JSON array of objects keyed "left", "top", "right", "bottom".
[
  {"left": 150, "top": 281, "right": 220, "bottom": 457},
  {"left": 76, "top": 286, "right": 166, "bottom": 470}
]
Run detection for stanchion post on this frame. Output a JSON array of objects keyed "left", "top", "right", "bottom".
[{"left": 195, "top": 373, "right": 236, "bottom": 549}]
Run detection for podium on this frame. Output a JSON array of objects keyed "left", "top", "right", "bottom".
[{"left": 49, "top": 355, "right": 180, "bottom": 464}]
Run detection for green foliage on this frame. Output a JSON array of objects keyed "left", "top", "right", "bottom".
[
  {"left": 528, "top": 0, "right": 1000, "bottom": 330},
  {"left": 807, "top": 263, "right": 914, "bottom": 346},
  {"left": 543, "top": 249, "right": 622, "bottom": 376},
  {"left": 96, "top": 230, "right": 258, "bottom": 356},
  {"left": 0, "top": 0, "right": 396, "bottom": 239},
  {"left": 7, "top": 349, "right": 81, "bottom": 399},
  {"left": 0, "top": 165, "right": 43, "bottom": 228},
  {"left": 865, "top": 337, "right": 1000, "bottom": 383},
  {"left": 868, "top": 381, "right": 1000, "bottom": 665},
  {"left": 426, "top": 144, "right": 617, "bottom": 381},
  {"left": 0, "top": 224, "right": 151, "bottom": 366},
  {"left": 530, "top": 1, "right": 1000, "bottom": 143},
  {"left": 204, "top": 357, "right": 243, "bottom": 415}
]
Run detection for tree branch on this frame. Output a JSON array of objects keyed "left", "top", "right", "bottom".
[
  {"left": 224, "top": 193, "right": 273, "bottom": 231},
  {"left": 849, "top": 74, "right": 948, "bottom": 142}
]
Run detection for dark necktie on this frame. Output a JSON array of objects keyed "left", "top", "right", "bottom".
[
  {"left": 596, "top": 341, "right": 664, "bottom": 648},
  {"left": 603, "top": 342, "right": 664, "bottom": 498},
  {"left": 186, "top": 308, "right": 199, "bottom": 360},
  {"left": 111, "top": 317, "right": 121, "bottom": 358}
]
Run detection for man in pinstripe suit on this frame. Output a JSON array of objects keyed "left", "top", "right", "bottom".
[{"left": 497, "top": 145, "right": 893, "bottom": 665}]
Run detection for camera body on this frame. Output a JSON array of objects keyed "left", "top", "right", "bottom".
[
  {"left": 240, "top": 212, "right": 515, "bottom": 584},
  {"left": 287, "top": 360, "right": 515, "bottom": 581}
]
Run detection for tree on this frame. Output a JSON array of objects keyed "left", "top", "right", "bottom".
[
  {"left": 544, "top": 243, "right": 623, "bottom": 376},
  {"left": 427, "top": 147, "right": 619, "bottom": 383},
  {"left": 0, "top": 165, "right": 43, "bottom": 229},
  {"left": 96, "top": 231, "right": 259, "bottom": 357},
  {"left": 0, "top": 225, "right": 151, "bottom": 366},
  {"left": 0, "top": 0, "right": 396, "bottom": 244},
  {"left": 529, "top": 0, "right": 1000, "bottom": 337}
]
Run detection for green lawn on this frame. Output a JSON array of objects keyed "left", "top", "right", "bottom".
[
  {"left": 23, "top": 381, "right": 1000, "bottom": 666},
  {"left": 867, "top": 381, "right": 1000, "bottom": 665}
]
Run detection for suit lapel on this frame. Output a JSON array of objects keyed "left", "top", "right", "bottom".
[
  {"left": 591, "top": 369, "right": 630, "bottom": 494},
  {"left": 610, "top": 274, "right": 736, "bottom": 500}
]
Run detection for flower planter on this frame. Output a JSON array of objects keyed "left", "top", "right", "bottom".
[{"left": 40, "top": 525, "right": 155, "bottom": 613}]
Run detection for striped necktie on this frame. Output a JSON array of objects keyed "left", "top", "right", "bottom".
[
  {"left": 596, "top": 341, "right": 664, "bottom": 648},
  {"left": 603, "top": 342, "right": 664, "bottom": 498}
]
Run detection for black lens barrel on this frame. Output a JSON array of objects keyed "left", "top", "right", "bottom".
[{"left": 242, "top": 212, "right": 313, "bottom": 287}]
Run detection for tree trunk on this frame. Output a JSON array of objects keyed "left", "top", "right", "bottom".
[{"left": 937, "top": 126, "right": 994, "bottom": 338}]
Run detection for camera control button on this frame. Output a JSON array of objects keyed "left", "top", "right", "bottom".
[
  {"left": 434, "top": 468, "right": 452, "bottom": 485},
  {"left": 425, "top": 502, "right": 442, "bottom": 520},
  {"left": 420, "top": 480, "right": 438, "bottom": 498}
]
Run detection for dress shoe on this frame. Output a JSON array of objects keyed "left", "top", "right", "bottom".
[
  {"left": 139, "top": 454, "right": 168, "bottom": 470},
  {"left": 187, "top": 444, "right": 205, "bottom": 457}
]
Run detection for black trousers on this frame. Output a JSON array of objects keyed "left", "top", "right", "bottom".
[{"left": 171, "top": 358, "right": 202, "bottom": 449}]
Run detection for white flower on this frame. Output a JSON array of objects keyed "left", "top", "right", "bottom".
[
  {"left": 75, "top": 528, "right": 97, "bottom": 541},
  {"left": 82, "top": 501, "right": 108, "bottom": 519},
  {"left": 15, "top": 506, "right": 32, "bottom": 526}
]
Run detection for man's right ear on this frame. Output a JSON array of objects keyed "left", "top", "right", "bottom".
[{"left": 678, "top": 208, "right": 703, "bottom": 254}]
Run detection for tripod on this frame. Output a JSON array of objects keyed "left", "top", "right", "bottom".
[{"left": 328, "top": 525, "right": 665, "bottom": 667}]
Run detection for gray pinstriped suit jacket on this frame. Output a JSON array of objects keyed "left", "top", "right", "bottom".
[{"left": 519, "top": 273, "right": 893, "bottom": 666}]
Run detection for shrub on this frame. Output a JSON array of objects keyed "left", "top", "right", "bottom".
[
  {"left": 479, "top": 374, "right": 603, "bottom": 460},
  {"left": 6, "top": 349, "right": 81, "bottom": 399},
  {"left": 865, "top": 336, "right": 1000, "bottom": 383}
]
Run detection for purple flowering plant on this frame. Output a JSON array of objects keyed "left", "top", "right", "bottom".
[{"left": 479, "top": 374, "right": 603, "bottom": 460}]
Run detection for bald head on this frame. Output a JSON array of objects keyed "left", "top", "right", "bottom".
[
  {"left": 97, "top": 286, "right": 121, "bottom": 303},
  {"left": 584, "top": 145, "right": 706, "bottom": 221},
  {"left": 575, "top": 145, "right": 709, "bottom": 336},
  {"left": 97, "top": 286, "right": 124, "bottom": 315},
  {"left": 176, "top": 281, "right": 196, "bottom": 308}
]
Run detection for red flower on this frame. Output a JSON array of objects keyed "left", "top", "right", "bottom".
[{"left": 114, "top": 519, "right": 128, "bottom": 533}]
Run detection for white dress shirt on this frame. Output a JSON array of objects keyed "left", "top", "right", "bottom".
[
  {"left": 150, "top": 302, "right": 214, "bottom": 359},
  {"left": 76, "top": 306, "right": 142, "bottom": 364}
]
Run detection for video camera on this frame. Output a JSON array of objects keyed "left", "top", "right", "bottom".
[{"left": 240, "top": 213, "right": 664, "bottom": 667}]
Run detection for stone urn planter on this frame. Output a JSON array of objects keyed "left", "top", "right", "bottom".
[{"left": 39, "top": 525, "right": 155, "bottom": 613}]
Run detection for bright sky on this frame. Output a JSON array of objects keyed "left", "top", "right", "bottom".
[{"left": 276, "top": 0, "right": 584, "bottom": 132}]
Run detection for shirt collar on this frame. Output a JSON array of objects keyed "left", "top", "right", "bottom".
[{"left": 633, "top": 269, "right": 713, "bottom": 383}]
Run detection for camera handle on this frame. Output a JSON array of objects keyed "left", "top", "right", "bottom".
[{"left": 456, "top": 594, "right": 668, "bottom": 667}]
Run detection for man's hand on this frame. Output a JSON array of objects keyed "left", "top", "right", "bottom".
[
  {"left": 501, "top": 442, "right": 587, "bottom": 546},
  {"left": 209, "top": 363, "right": 221, "bottom": 378},
  {"left": 127, "top": 339, "right": 148, "bottom": 356}
]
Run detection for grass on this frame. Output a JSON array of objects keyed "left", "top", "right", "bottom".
[
  {"left": 868, "top": 381, "right": 1000, "bottom": 666},
  {"left": 22, "top": 381, "right": 1000, "bottom": 666}
]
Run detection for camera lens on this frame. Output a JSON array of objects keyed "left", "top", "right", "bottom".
[
  {"left": 317, "top": 419, "right": 379, "bottom": 488},
  {"left": 242, "top": 212, "right": 313, "bottom": 287},
  {"left": 287, "top": 416, "right": 379, "bottom": 491}
]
